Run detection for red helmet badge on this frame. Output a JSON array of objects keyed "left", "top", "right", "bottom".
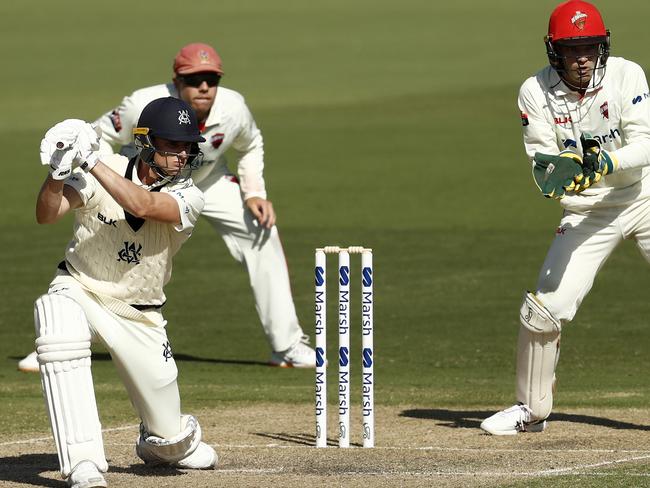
[{"left": 571, "top": 11, "right": 587, "bottom": 30}]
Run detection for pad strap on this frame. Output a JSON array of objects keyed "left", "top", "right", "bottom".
[
  {"left": 137, "top": 414, "right": 201, "bottom": 464},
  {"left": 520, "top": 292, "right": 561, "bottom": 334}
]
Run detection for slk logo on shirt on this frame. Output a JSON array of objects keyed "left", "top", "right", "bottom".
[
  {"left": 554, "top": 116, "right": 572, "bottom": 125},
  {"left": 211, "top": 133, "right": 225, "bottom": 149},
  {"left": 600, "top": 101, "right": 609, "bottom": 119}
]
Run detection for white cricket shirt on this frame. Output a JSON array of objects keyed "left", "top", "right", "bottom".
[
  {"left": 519, "top": 57, "right": 650, "bottom": 209},
  {"left": 62, "top": 153, "right": 204, "bottom": 306},
  {"left": 97, "top": 84, "right": 266, "bottom": 200}
]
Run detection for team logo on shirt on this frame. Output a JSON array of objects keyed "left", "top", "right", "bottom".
[
  {"left": 600, "top": 101, "right": 609, "bottom": 119},
  {"left": 520, "top": 111, "right": 529, "bottom": 126},
  {"left": 211, "top": 133, "right": 225, "bottom": 149},
  {"left": 117, "top": 241, "right": 142, "bottom": 265},
  {"left": 571, "top": 11, "right": 587, "bottom": 30}
]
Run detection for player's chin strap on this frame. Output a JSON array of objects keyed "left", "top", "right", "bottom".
[
  {"left": 560, "top": 62, "right": 607, "bottom": 92},
  {"left": 545, "top": 35, "right": 609, "bottom": 92},
  {"left": 133, "top": 130, "right": 202, "bottom": 189}
]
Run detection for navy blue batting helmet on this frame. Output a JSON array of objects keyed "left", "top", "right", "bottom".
[{"left": 134, "top": 97, "right": 205, "bottom": 143}]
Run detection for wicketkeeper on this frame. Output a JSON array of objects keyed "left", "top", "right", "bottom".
[
  {"left": 481, "top": 0, "right": 650, "bottom": 435},
  {"left": 34, "top": 97, "right": 217, "bottom": 487}
]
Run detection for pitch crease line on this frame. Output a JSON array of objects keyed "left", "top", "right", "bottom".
[
  {"left": 0, "top": 424, "right": 138, "bottom": 446},
  {"left": 209, "top": 443, "right": 650, "bottom": 455}
]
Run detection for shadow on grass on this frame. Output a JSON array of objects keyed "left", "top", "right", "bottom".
[
  {"left": 400, "top": 408, "right": 650, "bottom": 431},
  {"left": 253, "top": 431, "right": 364, "bottom": 447},
  {"left": 0, "top": 453, "right": 60, "bottom": 487},
  {"left": 9, "top": 352, "right": 270, "bottom": 367},
  {"left": 0, "top": 453, "right": 200, "bottom": 487}
]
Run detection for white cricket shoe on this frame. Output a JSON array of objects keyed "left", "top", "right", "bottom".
[
  {"left": 269, "top": 336, "right": 316, "bottom": 368},
  {"left": 17, "top": 351, "right": 39, "bottom": 373},
  {"left": 67, "top": 460, "right": 107, "bottom": 488},
  {"left": 480, "top": 404, "right": 547, "bottom": 436},
  {"left": 174, "top": 442, "right": 218, "bottom": 469}
]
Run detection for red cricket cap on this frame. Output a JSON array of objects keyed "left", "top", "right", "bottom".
[
  {"left": 173, "top": 43, "right": 224, "bottom": 75},
  {"left": 548, "top": 0, "right": 607, "bottom": 42}
]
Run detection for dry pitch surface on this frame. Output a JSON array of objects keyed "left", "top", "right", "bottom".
[{"left": 1, "top": 404, "right": 650, "bottom": 487}]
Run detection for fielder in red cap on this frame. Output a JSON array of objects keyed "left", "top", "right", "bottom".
[
  {"left": 17, "top": 42, "right": 316, "bottom": 374},
  {"left": 481, "top": 1, "right": 650, "bottom": 435}
]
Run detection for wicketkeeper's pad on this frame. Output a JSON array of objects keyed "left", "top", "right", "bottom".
[{"left": 516, "top": 292, "right": 561, "bottom": 421}]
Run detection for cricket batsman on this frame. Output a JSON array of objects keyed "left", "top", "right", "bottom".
[
  {"left": 481, "top": 0, "right": 650, "bottom": 435},
  {"left": 34, "top": 98, "right": 217, "bottom": 486},
  {"left": 19, "top": 42, "right": 315, "bottom": 372}
]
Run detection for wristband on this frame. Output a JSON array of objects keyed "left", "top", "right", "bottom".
[{"left": 80, "top": 152, "right": 100, "bottom": 173}]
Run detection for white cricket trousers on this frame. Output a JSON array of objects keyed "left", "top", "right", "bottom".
[
  {"left": 47, "top": 273, "right": 183, "bottom": 439},
  {"left": 197, "top": 170, "right": 303, "bottom": 352},
  {"left": 536, "top": 196, "right": 650, "bottom": 320}
]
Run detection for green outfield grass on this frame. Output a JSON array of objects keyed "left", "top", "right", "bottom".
[{"left": 1, "top": 1, "right": 650, "bottom": 485}]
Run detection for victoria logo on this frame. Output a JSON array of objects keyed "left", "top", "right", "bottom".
[
  {"left": 178, "top": 109, "right": 191, "bottom": 125},
  {"left": 117, "top": 241, "right": 142, "bottom": 265},
  {"left": 162, "top": 341, "right": 173, "bottom": 362}
]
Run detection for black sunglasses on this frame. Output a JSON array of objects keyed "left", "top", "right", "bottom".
[{"left": 179, "top": 73, "right": 221, "bottom": 88}]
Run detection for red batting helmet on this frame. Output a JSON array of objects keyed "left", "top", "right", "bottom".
[{"left": 544, "top": 0, "right": 610, "bottom": 71}]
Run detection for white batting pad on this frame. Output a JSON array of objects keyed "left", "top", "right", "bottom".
[
  {"left": 136, "top": 414, "right": 202, "bottom": 465},
  {"left": 516, "top": 292, "right": 561, "bottom": 421},
  {"left": 34, "top": 293, "right": 107, "bottom": 477}
]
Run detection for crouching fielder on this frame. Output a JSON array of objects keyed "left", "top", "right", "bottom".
[
  {"left": 482, "top": 0, "right": 650, "bottom": 435},
  {"left": 34, "top": 97, "right": 217, "bottom": 487}
]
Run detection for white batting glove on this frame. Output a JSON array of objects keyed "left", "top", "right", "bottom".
[
  {"left": 75, "top": 123, "right": 102, "bottom": 173},
  {"left": 40, "top": 119, "right": 87, "bottom": 180}
]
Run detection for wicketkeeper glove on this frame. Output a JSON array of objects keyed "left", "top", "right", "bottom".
[
  {"left": 577, "top": 133, "right": 619, "bottom": 191},
  {"left": 39, "top": 119, "right": 87, "bottom": 180},
  {"left": 532, "top": 151, "right": 584, "bottom": 200}
]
